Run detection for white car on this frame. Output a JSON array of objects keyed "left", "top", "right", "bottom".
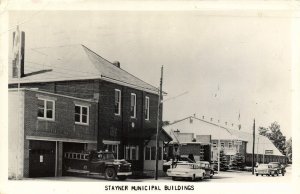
[{"left": 166, "top": 163, "right": 205, "bottom": 181}]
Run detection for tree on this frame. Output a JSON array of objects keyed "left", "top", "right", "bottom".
[
  {"left": 259, "top": 122, "right": 286, "bottom": 155},
  {"left": 258, "top": 127, "right": 269, "bottom": 137},
  {"left": 219, "top": 150, "right": 228, "bottom": 171},
  {"left": 285, "top": 137, "right": 292, "bottom": 162},
  {"left": 232, "top": 153, "right": 245, "bottom": 170}
]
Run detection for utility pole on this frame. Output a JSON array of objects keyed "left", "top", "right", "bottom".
[
  {"left": 252, "top": 119, "right": 255, "bottom": 175},
  {"left": 155, "top": 66, "right": 163, "bottom": 180}
]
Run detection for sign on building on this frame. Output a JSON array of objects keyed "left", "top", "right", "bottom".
[
  {"left": 265, "top": 150, "right": 273, "bottom": 155},
  {"left": 234, "top": 140, "right": 242, "bottom": 146}
]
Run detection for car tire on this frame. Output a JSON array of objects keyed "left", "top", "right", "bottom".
[
  {"left": 192, "top": 174, "right": 196, "bottom": 181},
  {"left": 105, "top": 167, "right": 116, "bottom": 180},
  {"left": 282, "top": 173, "right": 285, "bottom": 176},
  {"left": 256, "top": 173, "right": 258, "bottom": 176},
  {"left": 117, "top": 176, "right": 127, "bottom": 181},
  {"left": 172, "top": 177, "right": 176, "bottom": 181}
]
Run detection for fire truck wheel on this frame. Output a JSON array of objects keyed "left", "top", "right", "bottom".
[
  {"left": 117, "top": 176, "right": 127, "bottom": 181},
  {"left": 105, "top": 167, "right": 116, "bottom": 180}
]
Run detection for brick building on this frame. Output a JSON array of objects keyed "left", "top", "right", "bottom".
[
  {"left": 8, "top": 43, "right": 172, "bottom": 178},
  {"left": 8, "top": 88, "right": 98, "bottom": 178}
]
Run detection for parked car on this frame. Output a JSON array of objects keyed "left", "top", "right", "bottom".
[
  {"left": 254, "top": 164, "right": 278, "bottom": 176},
  {"left": 64, "top": 150, "right": 132, "bottom": 180},
  {"left": 210, "top": 161, "right": 218, "bottom": 171},
  {"left": 163, "top": 156, "right": 195, "bottom": 172},
  {"left": 268, "top": 162, "right": 286, "bottom": 176},
  {"left": 210, "top": 160, "right": 228, "bottom": 171},
  {"left": 166, "top": 163, "right": 205, "bottom": 181},
  {"left": 196, "top": 161, "right": 214, "bottom": 178}
]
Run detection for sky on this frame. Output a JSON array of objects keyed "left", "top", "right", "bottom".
[{"left": 8, "top": 10, "right": 293, "bottom": 138}]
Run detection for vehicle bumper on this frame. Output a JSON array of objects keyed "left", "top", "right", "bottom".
[
  {"left": 117, "top": 172, "right": 132, "bottom": 176},
  {"left": 256, "top": 171, "right": 273, "bottom": 175},
  {"left": 167, "top": 173, "right": 192, "bottom": 178}
]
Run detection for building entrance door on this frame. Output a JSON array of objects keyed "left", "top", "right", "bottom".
[{"left": 29, "top": 140, "right": 56, "bottom": 177}]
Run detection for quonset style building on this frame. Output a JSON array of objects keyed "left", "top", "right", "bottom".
[
  {"left": 8, "top": 44, "right": 172, "bottom": 178},
  {"left": 164, "top": 116, "right": 287, "bottom": 166}
]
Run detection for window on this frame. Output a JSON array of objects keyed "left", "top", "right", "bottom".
[
  {"left": 37, "top": 99, "right": 55, "bottom": 120},
  {"left": 145, "top": 147, "right": 151, "bottom": 160},
  {"left": 145, "top": 96, "right": 150, "bottom": 120},
  {"left": 213, "top": 142, "right": 217, "bottom": 148},
  {"left": 130, "top": 93, "right": 136, "bottom": 118},
  {"left": 125, "top": 145, "right": 139, "bottom": 160},
  {"left": 144, "top": 146, "right": 162, "bottom": 160},
  {"left": 75, "top": 105, "right": 89, "bottom": 125},
  {"left": 114, "top": 89, "right": 121, "bottom": 115},
  {"left": 228, "top": 142, "right": 232, "bottom": 149},
  {"left": 221, "top": 142, "right": 225, "bottom": 148}
]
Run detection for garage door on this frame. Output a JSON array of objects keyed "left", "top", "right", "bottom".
[{"left": 29, "top": 140, "right": 56, "bottom": 177}]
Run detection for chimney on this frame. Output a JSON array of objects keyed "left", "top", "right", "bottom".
[
  {"left": 210, "top": 118, "right": 213, "bottom": 122},
  {"left": 189, "top": 117, "right": 193, "bottom": 124},
  {"left": 112, "top": 61, "right": 120, "bottom": 68},
  {"left": 12, "top": 30, "right": 25, "bottom": 78}
]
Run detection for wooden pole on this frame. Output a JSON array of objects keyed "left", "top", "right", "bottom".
[
  {"left": 252, "top": 119, "right": 255, "bottom": 175},
  {"left": 155, "top": 66, "right": 163, "bottom": 180}
]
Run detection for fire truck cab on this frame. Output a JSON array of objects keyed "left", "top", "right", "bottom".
[{"left": 64, "top": 150, "right": 132, "bottom": 180}]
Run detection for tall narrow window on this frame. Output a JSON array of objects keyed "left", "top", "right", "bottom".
[
  {"left": 75, "top": 105, "right": 89, "bottom": 125},
  {"left": 130, "top": 93, "right": 136, "bottom": 118},
  {"left": 145, "top": 147, "right": 150, "bottom": 160},
  {"left": 221, "top": 142, "right": 225, "bottom": 148},
  {"left": 114, "top": 89, "right": 121, "bottom": 115},
  {"left": 124, "top": 145, "right": 139, "bottom": 160},
  {"left": 145, "top": 96, "right": 150, "bottom": 120},
  {"left": 213, "top": 142, "right": 217, "bottom": 148},
  {"left": 37, "top": 99, "right": 55, "bottom": 120}
]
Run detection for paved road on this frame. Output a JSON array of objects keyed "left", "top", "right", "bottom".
[{"left": 24, "top": 165, "right": 292, "bottom": 183}]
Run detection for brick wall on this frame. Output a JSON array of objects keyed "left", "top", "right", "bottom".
[
  {"left": 23, "top": 90, "right": 97, "bottom": 141},
  {"left": 11, "top": 79, "right": 160, "bottom": 159}
]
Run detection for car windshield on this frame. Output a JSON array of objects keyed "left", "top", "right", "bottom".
[
  {"left": 176, "top": 164, "right": 197, "bottom": 169},
  {"left": 96, "top": 153, "right": 115, "bottom": 160},
  {"left": 103, "top": 153, "right": 115, "bottom": 160},
  {"left": 198, "top": 162, "right": 209, "bottom": 168},
  {"left": 258, "top": 164, "right": 269, "bottom": 168},
  {"left": 180, "top": 157, "right": 194, "bottom": 163},
  {"left": 270, "top": 163, "right": 279, "bottom": 167}
]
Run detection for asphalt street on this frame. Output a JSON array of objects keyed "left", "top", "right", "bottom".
[{"left": 21, "top": 165, "right": 292, "bottom": 183}]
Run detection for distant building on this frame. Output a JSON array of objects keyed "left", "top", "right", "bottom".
[
  {"left": 164, "top": 116, "right": 287, "bottom": 166},
  {"left": 8, "top": 39, "right": 172, "bottom": 178}
]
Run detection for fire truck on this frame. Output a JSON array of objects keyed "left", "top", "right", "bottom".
[{"left": 64, "top": 150, "right": 132, "bottom": 180}]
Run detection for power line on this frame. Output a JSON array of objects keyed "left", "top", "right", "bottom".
[{"left": 0, "top": 1, "right": 51, "bottom": 36}]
